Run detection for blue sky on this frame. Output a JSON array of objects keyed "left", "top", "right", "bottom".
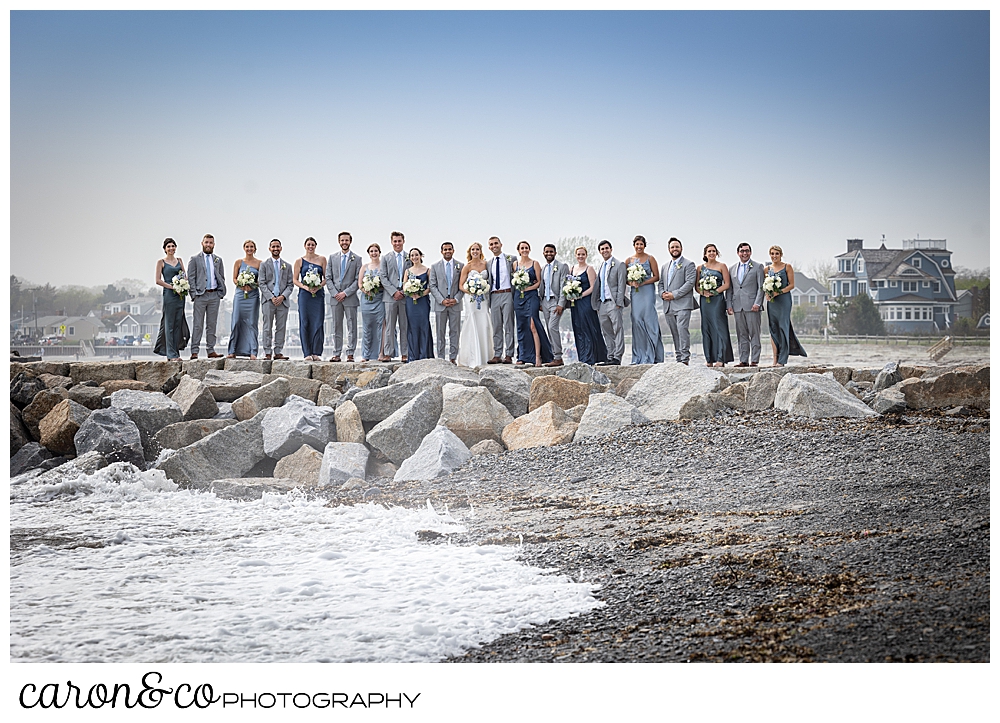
[{"left": 10, "top": 10, "right": 989, "bottom": 287}]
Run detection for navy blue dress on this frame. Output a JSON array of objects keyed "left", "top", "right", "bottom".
[
  {"left": 766, "top": 266, "right": 807, "bottom": 365},
  {"left": 228, "top": 262, "right": 260, "bottom": 357},
  {"left": 405, "top": 271, "right": 435, "bottom": 361},
  {"left": 699, "top": 267, "right": 734, "bottom": 364},
  {"left": 159, "top": 261, "right": 186, "bottom": 359},
  {"left": 513, "top": 265, "right": 554, "bottom": 365},
  {"left": 298, "top": 259, "right": 325, "bottom": 358},
  {"left": 569, "top": 270, "right": 608, "bottom": 365}
]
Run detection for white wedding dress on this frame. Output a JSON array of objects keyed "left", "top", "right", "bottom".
[{"left": 456, "top": 271, "right": 494, "bottom": 368}]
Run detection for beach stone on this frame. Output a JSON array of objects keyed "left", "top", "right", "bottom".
[
  {"left": 11, "top": 372, "right": 47, "bottom": 408},
  {"left": 262, "top": 395, "right": 336, "bottom": 459},
  {"left": 38, "top": 373, "right": 73, "bottom": 390},
  {"left": 270, "top": 359, "right": 313, "bottom": 379},
  {"left": 310, "top": 362, "right": 356, "bottom": 387},
  {"left": 529, "top": 375, "right": 592, "bottom": 413},
  {"left": 68, "top": 384, "right": 105, "bottom": 410},
  {"left": 22, "top": 388, "right": 70, "bottom": 440},
  {"left": 11, "top": 403, "right": 31, "bottom": 455},
  {"left": 69, "top": 361, "right": 136, "bottom": 385},
  {"left": 501, "top": 401, "right": 579, "bottom": 451},
  {"left": 203, "top": 369, "right": 265, "bottom": 402},
  {"left": 745, "top": 371, "right": 782, "bottom": 411},
  {"left": 135, "top": 361, "right": 184, "bottom": 391},
  {"left": 678, "top": 393, "right": 730, "bottom": 420},
  {"left": 478, "top": 366, "right": 532, "bottom": 418},
  {"left": 263, "top": 373, "right": 321, "bottom": 403},
  {"left": 318, "top": 442, "right": 369, "bottom": 486},
  {"left": 38, "top": 399, "right": 92, "bottom": 456},
  {"left": 554, "top": 362, "right": 611, "bottom": 386},
  {"left": 213, "top": 402, "right": 236, "bottom": 420},
  {"left": 334, "top": 400, "right": 365, "bottom": 444},
  {"left": 872, "top": 385, "right": 908, "bottom": 415},
  {"left": 110, "top": 390, "right": 184, "bottom": 460},
  {"left": 389, "top": 358, "right": 480, "bottom": 386},
  {"left": 25, "top": 361, "right": 70, "bottom": 377},
  {"left": 900, "top": 364, "right": 932, "bottom": 380},
  {"left": 367, "top": 459, "right": 398, "bottom": 479},
  {"left": 232, "top": 377, "right": 289, "bottom": 421},
  {"left": 73, "top": 407, "right": 145, "bottom": 467},
  {"left": 10, "top": 442, "right": 56, "bottom": 477},
  {"left": 366, "top": 389, "right": 443, "bottom": 465},
  {"left": 898, "top": 364, "right": 989, "bottom": 410},
  {"left": 317, "top": 384, "right": 341, "bottom": 408},
  {"left": 394, "top": 425, "right": 471, "bottom": 482},
  {"left": 101, "top": 379, "right": 154, "bottom": 395},
  {"left": 340, "top": 477, "right": 366, "bottom": 491},
  {"left": 774, "top": 373, "right": 876, "bottom": 418},
  {"left": 565, "top": 403, "right": 587, "bottom": 423},
  {"left": 154, "top": 419, "right": 239, "bottom": 450},
  {"left": 156, "top": 412, "right": 267, "bottom": 484},
  {"left": 803, "top": 366, "right": 851, "bottom": 386},
  {"left": 615, "top": 376, "right": 641, "bottom": 398},
  {"left": 352, "top": 379, "right": 444, "bottom": 424},
  {"left": 625, "top": 363, "right": 730, "bottom": 421},
  {"left": 574, "top": 393, "right": 649, "bottom": 440},
  {"left": 437, "top": 383, "right": 514, "bottom": 448},
  {"left": 469, "top": 439, "right": 505, "bottom": 456},
  {"left": 851, "top": 368, "right": 880, "bottom": 384},
  {"left": 32, "top": 451, "right": 108, "bottom": 485},
  {"left": 873, "top": 362, "right": 903, "bottom": 392},
  {"left": 181, "top": 358, "right": 226, "bottom": 380},
  {"left": 273, "top": 444, "right": 324, "bottom": 486},
  {"left": 719, "top": 381, "right": 749, "bottom": 409},
  {"left": 224, "top": 358, "right": 272, "bottom": 374},
  {"left": 171, "top": 375, "right": 220, "bottom": 421},
  {"left": 600, "top": 364, "right": 652, "bottom": 387}
]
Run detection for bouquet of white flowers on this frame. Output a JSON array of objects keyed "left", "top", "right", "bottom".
[
  {"left": 236, "top": 269, "right": 258, "bottom": 299},
  {"left": 698, "top": 271, "right": 719, "bottom": 302},
  {"left": 302, "top": 269, "right": 323, "bottom": 297},
  {"left": 403, "top": 277, "right": 425, "bottom": 304},
  {"left": 361, "top": 271, "right": 383, "bottom": 301},
  {"left": 561, "top": 276, "right": 583, "bottom": 307},
  {"left": 511, "top": 268, "right": 531, "bottom": 298},
  {"left": 464, "top": 271, "right": 489, "bottom": 310},
  {"left": 626, "top": 263, "right": 647, "bottom": 286},
  {"left": 763, "top": 273, "right": 783, "bottom": 300},
  {"left": 171, "top": 272, "right": 190, "bottom": 299}
]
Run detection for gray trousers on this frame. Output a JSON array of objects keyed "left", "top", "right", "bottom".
[
  {"left": 191, "top": 290, "right": 222, "bottom": 355},
  {"left": 382, "top": 297, "right": 408, "bottom": 358},
  {"left": 598, "top": 300, "right": 625, "bottom": 362},
  {"left": 331, "top": 303, "right": 358, "bottom": 357},
  {"left": 664, "top": 309, "right": 692, "bottom": 363},
  {"left": 539, "top": 296, "right": 564, "bottom": 359},
  {"left": 732, "top": 309, "right": 762, "bottom": 364},
  {"left": 490, "top": 291, "right": 515, "bottom": 358},
  {"left": 260, "top": 301, "right": 289, "bottom": 356},
  {"left": 435, "top": 304, "right": 462, "bottom": 360}
]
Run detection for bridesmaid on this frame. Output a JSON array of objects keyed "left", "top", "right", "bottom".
[
  {"left": 568, "top": 246, "right": 608, "bottom": 365},
  {"left": 697, "top": 244, "right": 735, "bottom": 368},
  {"left": 227, "top": 239, "right": 261, "bottom": 359},
  {"left": 154, "top": 238, "right": 186, "bottom": 361},
  {"left": 293, "top": 236, "right": 326, "bottom": 361},
  {"left": 764, "top": 245, "right": 807, "bottom": 367},
  {"left": 401, "top": 248, "right": 434, "bottom": 361},
  {"left": 625, "top": 235, "right": 664, "bottom": 365},
  {"left": 358, "top": 243, "right": 385, "bottom": 362},
  {"left": 512, "top": 241, "right": 553, "bottom": 367}
]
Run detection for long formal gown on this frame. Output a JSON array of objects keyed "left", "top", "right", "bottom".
[
  {"left": 766, "top": 266, "right": 807, "bottom": 365},
  {"left": 158, "top": 261, "right": 186, "bottom": 359},
  {"left": 405, "top": 271, "right": 435, "bottom": 361},
  {"left": 699, "top": 267, "right": 735, "bottom": 364},
  {"left": 298, "top": 259, "right": 326, "bottom": 358},
  {"left": 628, "top": 259, "right": 665, "bottom": 365},
  {"left": 569, "top": 270, "right": 608, "bottom": 365},
  {"left": 359, "top": 268, "right": 385, "bottom": 360},
  {"left": 513, "top": 265, "right": 554, "bottom": 365},
  {"left": 228, "top": 262, "right": 260, "bottom": 357},
  {"left": 456, "top": 269, "right": 494, "bottom": 368}
]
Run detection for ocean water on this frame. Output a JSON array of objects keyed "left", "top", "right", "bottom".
[{"left": 10, "top": 463, "right": 601, "bottom": 663}]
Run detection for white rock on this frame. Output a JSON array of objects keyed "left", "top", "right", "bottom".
[
  {"left": 203, "top": 369, "right": 265, "bottom": 402},
  {"left": 437, "top": 383, "right": 513, "bottom": 448},
  {"left": 625, "top": 363, "right": 730, "bottom": 421},
  {"left": 262, "top": 395, "right": 335, "bottom": 459},
  {"left": 319, "top": 442, "right": 370, "bottom": 486},
  {"left": 774, "top": 373, "right": 876, "bottom": 418},
  {"left": 394, "top": 426, "right": 470, "bottom": 482},
  {"left": 366, "top": 389, "right": 443, "bottom": 465},
  {"left": 574, "top": 393, "right": 648, "bottom": 440}
]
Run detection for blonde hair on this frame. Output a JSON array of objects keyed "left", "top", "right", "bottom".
[
  {"left": 243, "top": 239, "right": 256, "bottom": 253},
  {"left": 467, "top": 242, "right": 483, "bottom": 262},
  {"left": 769, "top": 245, "right": 783, "bottom": 258},
  {"left": 574, "top": 246, "right": 589, "bottom": 257}
]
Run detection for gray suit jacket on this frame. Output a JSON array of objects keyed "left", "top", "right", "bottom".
[
  {"left": 326, "top": 251, "right": 362, "bottom": 307},
  {"left": 657, "top": 256, "right": 697, "bottom": 312},
  {"left": 429, "top": 259, "right": 465, "bottom": 312},
  {"left": 726, "top": 259, "right": 766, "bottom": 312},
  {"left": 591, "top": 256, "right": 626, "bottom": 311},
  {"left": 258, "top": 257, "right": 294, "bottom": 307},
  {"left": 379, "top": 251, "right": 412, "bottom": 298},
  {"left": 539, "top": 259, "right": 571, "bottom": 306},
  {"left": 188, "top": 252, "right": 227, "bottom": 298},
  {"left": 487, "top": 253, "right": 517, "bottom": 291}
]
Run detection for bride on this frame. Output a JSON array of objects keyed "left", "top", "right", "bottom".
[{"left": 456, "top": 242, "right": 494, "bottom": 367}]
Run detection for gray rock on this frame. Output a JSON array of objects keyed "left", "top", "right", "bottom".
[
  {"left": 366, "top": 389, "right": 443, "bottom": 465},
  {"left": 22, "top": 387, "right": 69, "bottom": 440},
  {"left": 180, "top": 358, "right": 226, "bottom": 380},
  {"left": 317, "top": 383, "right": 341, "bottom": 408},
  {"left": 160, "top": 371, "right": 184, "bottom": 395},
  {"left": 135, "top": 361, "right": 184, "bottom": 392},
  {"left": 11, "top": 372, "right": 46, "bottom": 408},
  {"left": 394, "top": 425, "right": 471, "bottom": 482},
  {"left": 73, "top": 407, "right": 145, "bottom": 467},
  {"left": 203, "top": 369, "right": 265, "bottom": 402},
  {"left": 478, "top": 366, "right": 532, "bottom": 418},
  {"left": 564, "top": 403, "right": 587, "bottom": 423},
  {"left": 625, "top": 363, "right": 730, "bottom": 421},
  {"left": 898, "top": 364, "right": 989, "bottom": 410},
  {"left": 110, "top": 390, "right": 184, "bottom": 460},
  {"left": 574, "top": 393, "right": 649, "bottom": 440},
  {"left": 851, "top": 368, "right": 881, "bottom": 384},
  {"left": 678, "top": 393, "right": 729, "bottom": 420},
  {"left": 388, "top": 358, "right": 480, "bottom": 386},
  {"left": 68, "top": 385, "right": 106, "bottom": 410},
  {"left": 11, "top": 403, "right": 31, "bottom": 455},
  {"left": 367, "top": 458, "right": 398, "bottom": 479},
  {"left": 319, "top": 442, "right": 370, "bottom": 486},
  {"left": 873, "top": 361, "right": 903, "bottom": 392},
  {"left": 469, "top": 439, "right": 505, "bottom": 456},
  {"left": 774, "top": 373, "right": 876, "bottom": 418},
  {"left": 271, "top": 359, "right": 313, "bottom": 379},
  {"left": 745, "top": 372, "right": 782, "bottom": 411},
  {"left": 31, "top": 451, "right": 108, "bottom": 485},
  {"left": 69, "top": 361, "right": 136, "bottom": 385},
  {"left": 262, "top": 395, "right": 336, "bottom": 459},
  {"left": 154, "top": 419, "right": 239, "bottom": 450},
  {"left": 10, "top": 442, "right": 58, "bottom": 476},
  {"left": 171, "top": 375, "right": 220, "bottom": 421},
  {"left": 263, "top": 373, "right": 322, "bottom": 403},
  {"left": 437, "top": 383, "right": 513, "bottom": 448},
  {"left": 213, "top": 402, "right": 236, "bottom": 420},
  {"left": 554, "top": 362, "right": 611, "bottom": 386},
  {"left": 872, "top": 386, "right": 907, "bottom": 415},
  {"left": 156, "top": 412, "right": 267, "bottom": 484},
  {"left": 232, "top": 377, "right": 289, "bottom": 421},
  {"left": 273, "top": 444, "right": 324, "bottom": 486},
  {"left": 224, "top": 358, "right": 272, "bottom": 374},
  {"left": 334, "top": 400, "right": 365, "bottom": 444},
  {"left": 353, "top": 378, "right": 444, "bottom": 424},
  {"left": 718, "top": 381, "right": 749, "bottom": 409}
]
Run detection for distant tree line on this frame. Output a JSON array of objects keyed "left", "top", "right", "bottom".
[{"left": 10, "top": 275, "right": 155, "bottom": 321}]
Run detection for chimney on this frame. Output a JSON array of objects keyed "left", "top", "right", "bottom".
[{"left": 847, "top": 239, "right": 863, "bottom": 252}]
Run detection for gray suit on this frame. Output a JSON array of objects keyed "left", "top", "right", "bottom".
[
  {"left": 187, "top": 251, "right": 227, "bottom": 356},
  {"left": 429, "top": 258, "right": 464, "bottom": 360},
  {"left": 726, "top": 258, "right": 766, "bottom": 364},
  {"left": 488, "top": 253, "right": 517, "bottom": 359},
  {"left": 592, "top": 256, "right": 627, "bottom": 362},
  {"left": 326, "top": 251, "right": 362, "bottom": 357},
  {"left": 379, "top": 250, "right": 412, "bottom": 358},
  {"left": 538, "top": 259, "right": 570, "bottom": 360},
  {"left": 258, "top": 256, "right": 294, "bottom": 357},
  {"left": 657, "top": 255, "right": 697, "bottom": 363}
]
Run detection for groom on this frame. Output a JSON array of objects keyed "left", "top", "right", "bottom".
[
  {"left": 187, "top": 233, "right": 227, "bottom": 359},
  {"left": 429, "top": 242, "right": 464, "bottom": 363}
]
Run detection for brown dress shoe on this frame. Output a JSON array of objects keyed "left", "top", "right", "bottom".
[
  {"left": 450, "top": 359, "right": 457, "bottom": 365},
  {"left": 189, "top": 354, "right": 198, "bottom": 360},
  {"left": 487, "top": 357, "right": 502, "bottom": 364},
  {"left": 226, "top": 354, "right": 236, "bottom": 359},
  {"left": 734, "top": 362, "right": 749, "bottom": 367},
  {"left": 264, "top": 354, "right": 272, "bottom": 360},
  {"left": 346, "top": 356, "right": 354, "bottom": 362},
  {"left": 502, "top": 356, "right": 513, "bottom": 364},
  {"left": 208, "top": 352, "right": 222, "bottom": 358},
  {"left": 274, "top": 354, "right": 288, "bottom": 360},
  {"left": 328, "top": 356, "right": 341, "bottom": 362},
  {"left": 544, "top": 359, "right": 564, "bottom": 367},
  {"left": 749, "top": 362, "right": 758, "bottom": 367},
  {"left": 401, "top": 356, "right": 408, "bottom": 363},
  {"left": 377, "top": 356, "right": 391, "bottom": 362}
]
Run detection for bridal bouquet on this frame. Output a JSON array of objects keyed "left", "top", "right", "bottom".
[
  {"left": 464, "top": 272, "right": 489, "bottom": 310},
  {"left": 403, "top": 277, "right": 425, "bottom": 304},
  {"left": 561, "top": 276, "right": 583, "bottom": 307},
  {"left": 698, "top": 272, "right": 719, "bottom": 302},
  {"left": 626, "top": 263, "right": 647, "bottom": 287},
  {"left": 236, "top": 269, "right": 258, "bottom": 299},
  {"left": 511, "top": 268, "right": 531, "bottom": 299},
  {"left": 171, "top": 272, "right": 190, "bottom": 299},
  {"left": 763, "top": 274, "right": 783, "bottom": 301},
  {"left": 361, "top": 271, "right": 383, "bottom": 301},
  {"left": 302, "top": 269, "right": 323, "bottom": 297}
]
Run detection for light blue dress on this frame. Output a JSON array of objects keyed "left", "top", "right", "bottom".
[
  {"left": 627, "top": 259, "right": 664, "bottom": 365},
  {"left": 228, "top": 262, "right": 259, "bottom": 357},
  {"left": 360, "top": 267, "right": 385, "bottom": 360}
]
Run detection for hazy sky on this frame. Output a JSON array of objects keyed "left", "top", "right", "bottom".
[{"left": 10, "top": 10, "right": 990, "bottom": 288}]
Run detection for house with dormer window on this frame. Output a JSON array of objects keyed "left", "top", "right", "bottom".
[{"left": 830, "top": 238, "right": 957, "bottom": 332}]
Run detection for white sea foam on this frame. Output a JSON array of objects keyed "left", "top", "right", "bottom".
[{"left": 10, "top": 463, "right": 600, "bottom": 663}]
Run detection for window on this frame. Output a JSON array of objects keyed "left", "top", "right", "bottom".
[
  {"left": 911, "top": 257, "right": 921, "bottom": 268},
  {"left": 924, "top": 308, "right": 931, "bottom": 320},
  {"left": 902, "top": 281, "right": 917, "bottom": 292},
  {"left": 941, "top": 259, "right": 949, "bottom": 268},
  {"left": 793, "top": 295, "right": 800, "bottom": 306},
  {"left": 809, "top": 294, "right": 817, "bottom": 305},
  {"left": 922, "top": 281, "right": 930, "bottom": 288},
  {"left": 858, "top": 282, "right": 867, "bottom": 294},
  {"left": 934, "top": 281, "right": 941, "bottom": 293},
  {"left": 857, "top": 259, "right": 865, "bottom": 273},
  {"left": 890, "top": 280, "right": 897, "bottom": 287},
  {"left": 68, "top": 327, "right": 75, "bottom": 335},
  {"left": 904, "top": 308, "right": 912, "bottom": 320},
  {"left": 843, "top": 285, "right": 852, "bottom": 297}
]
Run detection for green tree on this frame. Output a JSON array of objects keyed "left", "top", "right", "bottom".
[
  {"left": 954, "top": 266, "right": 990, "bottom": 290},
  {"left": 830, "top": 293, "right": 886, "bottom": 335},
  {"left": 102, "top": 283, "right": 130, "bottom": 303}
]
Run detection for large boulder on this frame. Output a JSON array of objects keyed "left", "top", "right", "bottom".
[
  {"left": 10, "top": 442, "right": 57, "bottom": 477},
  {"left": 171, "top": 375, "right": 220, "bottom": 421},
  {"left": 898, "top": 364, "right": 989, "bottom": 410},
  {"left": 100, "top": 380, "right": 154, "bottom": 395},
  {"left": 270, "top": 359, "right": 313, "bottom": 379},
  {"left": 30, "top": 451, "right": 108, "bottom": 485},
  {"left": 366, "top": 389, "right": 443, "bottom": 465},
  {"left": 553, "top": 362, "right": 611, "bottom": 386},
  {"left": 22, "top": 387, "right": 69, "bottom": 440},
  {"left": 478, "top": 366, "right": 532, "bottom": 418},
  {"left": 334, "top": 400, "right": 365, "bottom": 444},
  {"left": 469, "top": 439, "right": 505, "bottom": 456},
  {"left": 501, "top": 401, "right": 578, "bottom": 451},
  {"left": 11, "top": 403, "right": 31, "bottom": 455},
  {"left": 110, "top": 390, "right": 184, "bottom": 460},
  {"left": 352, "top": 379, "right": 444, "bottom": 424},
  {"left": 718, "top": 381, "right": 749, "bottom": 410},
  {"left": 574, "top": 393, "right": 648, "bottom": 440},
  {"left": 873, "top": 362, "right": 903, "bottom": 393},
  {"left": 872, "top": 385, "right": 907, "bottom": 415},
  {"left": 69, "top": 361, "right": 136, "bottom": 385},
  {"left": 135, "top": 361, "right": 184, "bottom": 392},
  {"left": 679, "top": 393, "right": 731, "bottom": 420},
  {"left": 38, "top": 373, "right": 73, "bottom": 390},
  {"left": 274, "top": 444, "right": 324, "bottom": 486},
  {"left": 181, "top": 358, "right": 226, "bottom": 380},
  {"left": 310, "top": 362, "right": 356, "bottom": 387},
  {"left": 156, "top": 412, "right": 267, "bottom": 484},
  {"left": 437, "top": 383, "right": 513, "bottom": 448},
  {"left": 745, "top": 372, "right": 782, "bottom": 411},
  {"left": 388, "top": 358, "right": 480, "bottom": 386},
  {"left": 625, "top": 363, "right": 730, "bottom": 420},
  {"left": 528, "top": 375, "right": 593, "bottom": 413},
  {"left": 73, "top": 407, "right": 145, "bottom": 467},
  {"left": 394, "top": 425, "right": 470, "bottom": 482},
  {"left": 153, "top": 419, "right": 239, "bottom": 450},
  {"left": 231, "top": 377, "right": 289, "bottom": 421},
  {"left": 262, "top": 373, "right": 321, "bottom": 403},
  {"left": 262, "top": 395, "right": 336, "bottom": 459},
  {"left": 317, "top": 383, "right": 342, "bottom": 408},
  {"left": 38, "top": 399, "right": 92, "bottom": 456},
  {"left": 68, "top": 384, "right": 106, "bottom": 410},
  {"left": 10, "top": 372, "right": 46, "bottom": 408},
  {"left": 203, "top": 369, "right": 265, "bottom": 402},
  {"left": 318, "top": 442, "right": 369, "bottom": 486},
  {"left": 25, "top": 361, "right": 70, "bottom": 377},
  {"left": 774, "top": 373, "right": 876, "bottom": 418},
  {"left": 224, "top": 358, "right": 271, "bottom": 374}
]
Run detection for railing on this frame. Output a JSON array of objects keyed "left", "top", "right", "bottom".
[{"left": 10, "top": 344, "right": 158, "bottom": 359}]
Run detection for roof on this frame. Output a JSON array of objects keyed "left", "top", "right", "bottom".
[
  {"left": 789, "top": 271, "right": 829, "bottom": 295},
  {"left": 116, "top": 313, "right": 162, "bottom": 326}
]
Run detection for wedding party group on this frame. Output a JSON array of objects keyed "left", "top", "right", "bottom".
[{"left": 153, "top": 232, "right": 806, "bottom": 368}]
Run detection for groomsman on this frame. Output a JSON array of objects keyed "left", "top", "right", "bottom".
[
  {"left": 429, "top": 242, "right": 464, "bottom": 363},
  {"left": 487, "top": 236, "right": 516, "bottom": 364},
  {"left": 379, "top": 231, "right": 410, "bottom": 361},
  {"left": 657, "top": 237, "right": 697, "bottom": 365},
  {"left": 326, "top": 231, "right": 361, "bottom": 362},
  {"left": 187, "top": 234, "right": 227, "bottom": 359},
  {"left": 258, "top": 238, "right": 294, "bottom": 360},
  {"left": 726, "top": 242, "right": 766, "bottom": 367},
  {"left": 592, "top": 240, "right": 626, "bottom": 365},
  {"left": 539, "top": 244, "right": 569, "bottom": 367}
]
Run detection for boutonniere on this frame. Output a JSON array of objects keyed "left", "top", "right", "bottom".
[
  {"left": 675, "top": 260, "right": 682, "bottom": 270},
  {"left": 609, "top": 260, "right": 616, "bottom": 268}
]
